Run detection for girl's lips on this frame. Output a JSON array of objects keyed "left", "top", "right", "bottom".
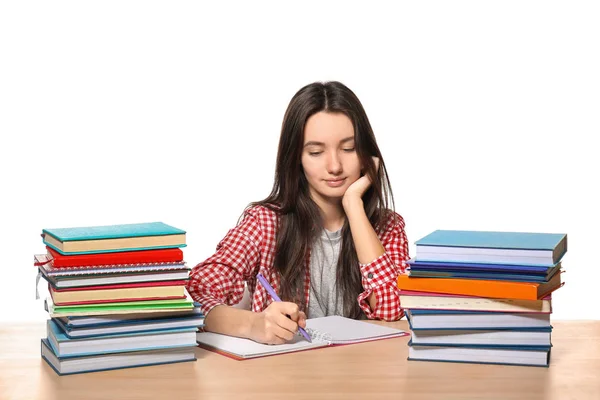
[{"left": 325, "top": 178, "right": 346, "bottom": 187}]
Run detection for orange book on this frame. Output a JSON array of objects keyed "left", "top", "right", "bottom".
[{"left": 397, "top": 271, "right": 563, "bottom": 300}]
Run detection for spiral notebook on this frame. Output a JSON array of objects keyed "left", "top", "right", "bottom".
[{"left": 196, "top": 315, "right": 408, "bottom": 360}]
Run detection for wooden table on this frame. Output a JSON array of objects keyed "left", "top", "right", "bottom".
[{"left": 1, "top": 320, "right": 598, "bottom": 400}]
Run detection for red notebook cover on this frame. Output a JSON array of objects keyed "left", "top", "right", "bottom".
[
  {"left": 47, "top": 247, "right": 184, "bottom": 267},
  {"left": 50, "top": 295, "right": 187, "bottom": 306}
]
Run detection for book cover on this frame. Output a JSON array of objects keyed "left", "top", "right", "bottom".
[
  {"left": 47, "top": 247, "right": 184, "bottom": 267},
  {"left": 43, "top": 222, "right": 186, "bottom": 241},
  {"left": 50, "top": 280, "right": 188, "bottom": 292},
  {"left": 405, "top": 309, "right": 551, "bottom": 330},
  {"left": 414, "top": 230, "right": 567, "bottom": 265},
  {"left": 41, "top": 270, "right": 190, "bottom": 289},
  {"left": 409, "top": 327, "right": 552, "bottom": 347},
  {"left": 35, "top": 254, "right": 188, "bottom": 277},
  {"left": 60, "top": 306, "right": 203, "bottom": 327},
  {"left": 53, "top": 312, "right": 205, "bottom": 339},
  {"left": 46, "top": 319, "right": 198, "bottom": 357},
  {"left": 407, "top": 265, "right": 561, "bottom": 283},
  {"left": 397, "top": 271, "right": 563, "bottom": 300},
  {"left": 46, "top": 295, "right": 194, "bottom": 317},
  {"left": 415, "top": 230, "right": 567, "bottom": 251},
  {"left": 41, "top": 339, "right": 196, "bottom": 376},
  {"left": 407, "top": 258, "right": 557, "bottom": 273},
  {"left": 49, "top": 282, "right": 187, "bottom": 305},
  {"left": 42, "top": 222, "right": 186, "bottom": 255},
  {"left": 407, "top": 340, "right": 550, "bottom": 367},
  {"left": 398, "top": 291, "right": 552, "bottom": 313}
]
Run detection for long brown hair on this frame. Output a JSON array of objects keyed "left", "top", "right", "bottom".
[{"left": 251, "top": 81, "right": 395, "bottom": 318}]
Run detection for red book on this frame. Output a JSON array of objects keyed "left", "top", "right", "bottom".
[
  {"left": 47, "top": 247, "right": 183, "bottom": 267},
  {"left": 49, "top": 280, "right": 188, "bottom": 293}
]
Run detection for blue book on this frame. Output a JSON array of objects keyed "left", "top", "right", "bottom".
[
  {"left": 53, "top": 311, "right": 205, "bottom": 339},
  {"left": 410, "top": 327, "right": 552, "bottom": 348},
  {"left": 415, "top": 230, "right": 567, "bottom": 266},
  {"left": 46, "top": 319, "right": 198, "bottom": 357},
  {"left": 407, "top": 264, "right": 562, "bottom": 282},
  {"left": 42, "top": 222, "right": 186, "bottom": 255},
  {"left": 407, "top": 258, "right": 557, "bottom": 273},
  {"left": 41, "top": 339, "right": 196, "bottom": 375},
  {"left": 407, "top": 340, "right": 550, "bottom": 367}
]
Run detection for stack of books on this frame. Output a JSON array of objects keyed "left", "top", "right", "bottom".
[
  {"left": 398, "top": 230, "right": 567, "bottom": 367},
  {"left": 35, "top": 222, "right": 204, "bottom": 375}
]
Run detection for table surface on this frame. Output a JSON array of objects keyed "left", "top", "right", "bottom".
[{"left": 1, "top": 320, "right": 599, "bottom": 400}]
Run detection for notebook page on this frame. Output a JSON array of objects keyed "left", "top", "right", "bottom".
[
  {"left": 305, "top": 316, "right": 406, "bottom": 344},
  {"left": 196, "top": 331, "right": 327, "bottom": 359}
]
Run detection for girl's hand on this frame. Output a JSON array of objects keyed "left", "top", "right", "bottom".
[
  {"left": 343, "top": 157, "right": 380, "bottom": 202},
  {"left": 249, "top": 301, "right": 307, "bottom": 345}
]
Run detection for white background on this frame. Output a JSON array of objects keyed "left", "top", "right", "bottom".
[{"left": 1, "top": 1, "right": 598, "bottom": 321}]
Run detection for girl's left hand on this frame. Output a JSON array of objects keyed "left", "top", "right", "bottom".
[{"left": 343, "top": 157, "right": 380, "bottom": 201}]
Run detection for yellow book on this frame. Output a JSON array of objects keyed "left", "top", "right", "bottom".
[{"left": 50, "top": 282, "right": 185, "bottom": 305}]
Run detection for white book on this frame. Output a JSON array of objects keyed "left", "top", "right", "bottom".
[
  {"left": 414, "top": 230, "right": 567, "bottom": 266},
  {"left": 411, "top": 328, "right": 552, "bottom": 347},
  {"left": 48, "top": 271, "right": 191, "bottom": 288},
  {"left": 41, "top": 339, "right": 196, "bottom": 375},
  {"left": 406, "top": 310, "right": 551, "bottom": 330},
  {"left": 408, "top": 343, "right": 550, "bottom": 367},
  {"left": 196, "top": 316, "right": 407, "bottom": 359},
  {"left": 399, "top": 292, "right": 552, "bottom": 313}
]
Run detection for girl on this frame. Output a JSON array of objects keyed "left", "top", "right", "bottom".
[{"left": 186, "top": 81, "right": 409, "bottom": 345}]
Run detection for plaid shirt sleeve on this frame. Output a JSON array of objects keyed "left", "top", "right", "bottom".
[
  {"left": 185, "top": 210, "right": 263, "bottom": 317},
  {"left": 357, "top": 212, "right": 410, "bottom": 321}
]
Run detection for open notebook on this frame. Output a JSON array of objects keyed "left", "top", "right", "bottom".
[{"left": 196, "top": 315, "right": 408, "bottom": 360}]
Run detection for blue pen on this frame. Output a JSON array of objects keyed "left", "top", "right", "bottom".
[{"left": 256, "top": 273, "right": 312, "bottom": 343}]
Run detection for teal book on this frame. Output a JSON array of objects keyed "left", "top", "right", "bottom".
[
  {"left": 415, "top": 230, "right": 567, "bottom": 266},
  {"left": 41, "top": 339, "right": 196, "bottom": 375},
  {"left": 407, "top": 340, "right": 550, "bottom": 367},
  {"left": 42, "top": 222, "right": 186, "bottom": 255},
  {"left": 46, "top": 319, "right": 198, "bottom": 357}
]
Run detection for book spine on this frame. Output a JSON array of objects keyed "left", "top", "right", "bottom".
[
  {"left": 50, "top": 247, "right": 183, "bottom": 267},
  {"left": 397, "top": 276, "right": 537, "bottom": 300}
]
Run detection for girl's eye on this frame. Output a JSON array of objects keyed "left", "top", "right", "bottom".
[
  {"left": 342, "top": 148, "right": 355, "bottom": 152},
  {"left": 309, "top": 152, "right": 323, "bottom": 156}
]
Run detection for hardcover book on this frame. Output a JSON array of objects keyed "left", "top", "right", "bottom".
[
  {"left": 398, "top": 290, "right": 552, "bottom": 313},
  {"left": 397, "top": 271, "right": 563, "bottom": 300},
  {"left": 42, "top": 222, "right": 186, "bottom": 255},
  {"left": 41, "top": 339, "right": 197, "bottom": 375},
  {"left": 49, "top": 280, "right": 187, "bottom": 305},
  {"left": 408, "top": 341, "right": 550, "bottom": 367},
  {"left": 46, "top": 247, "right": 184, "bottom": 267},
  {"left": 415, "top": 230, "right": 567, "bottom": 266},
  {"left": 46, "top": 319, "right": 198, "bottom": 357}
]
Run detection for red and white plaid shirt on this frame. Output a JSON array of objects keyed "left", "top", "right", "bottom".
[{"left": 186, "top": 205, "right": 410, "bottom": 321}]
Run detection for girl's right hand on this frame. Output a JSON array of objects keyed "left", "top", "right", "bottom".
[{"left": 249, "top": 301, "right": 307, "bottom": 345}]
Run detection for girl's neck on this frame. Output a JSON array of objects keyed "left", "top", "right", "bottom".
[{"left": 311, "top": 192, "right": 346, "bottom": 232}]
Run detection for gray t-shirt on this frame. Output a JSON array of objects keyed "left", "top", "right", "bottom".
[{"left": 308, "top": 228, "right": 344, "bottom": 318}]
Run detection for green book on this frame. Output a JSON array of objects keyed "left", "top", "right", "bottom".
[{"left": 46, "top": 297, "right": 194, "bottom": 317}]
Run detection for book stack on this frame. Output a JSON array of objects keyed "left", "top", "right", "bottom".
[
  {"left": 35, "top": 222, "right": 204, "bottom": 375},
  {"left": 398, "top": 230, "right": 567, "bottom": 367}
]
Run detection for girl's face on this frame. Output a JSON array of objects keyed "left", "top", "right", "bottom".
[{"left": 301, "top": 111, "right": 362, "bottom": 203}]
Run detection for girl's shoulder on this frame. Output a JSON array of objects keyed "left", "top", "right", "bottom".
[
  {"left": 376, "top": 209, "right": 407, "bottom": 235},
  {"left": 241, "top": 203, "right": 281, "bottom": 228}
]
